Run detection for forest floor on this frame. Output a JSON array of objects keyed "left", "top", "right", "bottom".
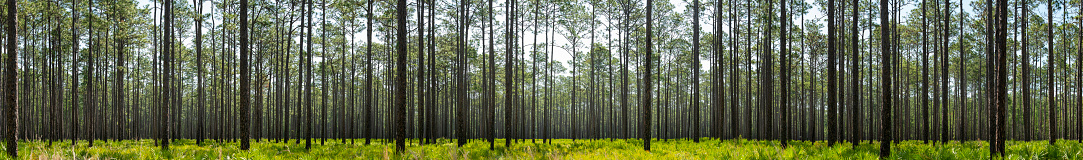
[{"left": 5, "top": 138, "right": 1083, "bottom": 159}]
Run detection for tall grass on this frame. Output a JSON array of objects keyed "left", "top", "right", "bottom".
[{"left": 5, "top": 138, "right": 1082, "bottom": 159}]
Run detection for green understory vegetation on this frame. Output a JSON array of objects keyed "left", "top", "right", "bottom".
[{"left": 5, "top": 139, "right": 1083, "bottom": 159}]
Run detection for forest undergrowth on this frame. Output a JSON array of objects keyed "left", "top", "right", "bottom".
[{"left": 5, "top": 139, "right": 1083, "bottom": 159}]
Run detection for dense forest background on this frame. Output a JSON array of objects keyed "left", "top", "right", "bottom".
[{"left": 0, "top": 0, "right": 1081, "bottom": 157}]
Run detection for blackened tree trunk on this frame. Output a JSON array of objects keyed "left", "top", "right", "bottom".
[
  {"left": 764, "top": 0, "right": 775, "bottom": 142},
  {"left": 691, "top": 0, "right": 701, "bottom": 143},
  {"left": 1077, "top": 5, "right": 1082, "bottom": 144},
  {"left": 940, "top": 0, "right": 949, "bottom": 143},
  {"left": 643, "top": 0, "right": 653, "bottom": 151},
  {"left": 827, "top": 0, "right": 838, "bottom": 146},
  {"left": 921, "top": 0, "right": 930, "bottom": 144},
  {"left": 4, "top": 0, "right": 18, "bottom": 156},
  {"left": 87, "top": 0, "right": 97, "bottom": 148},
  {"left": 988, "top": 0, "right": 998, "bottom": 150},
  {"left": 159, "top": 0, "right": 170, "bottom": 150},
  {"left": 395, "top": 0, "right": 408, "bottom": 152},
  {"left": 484, "top": 0, "right": 494, "bottom": 149},
  {"left": 239, "top": 0, "right": 251, "bottom": 150},
  {"left": 939, "top": 0, "right": 949, "bottom": 144},
  {"left": 305, "top": 0, "right": 314, "bottom": 150},
  {"left": 879, "top": 0, "right": 892, "bottom": 156},
  {"left": 993, "top": 0, "right": 1008, "bottom": 155}
]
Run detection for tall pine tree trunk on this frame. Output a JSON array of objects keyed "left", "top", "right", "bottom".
[
  {"left": 70, "top": 0, "right": 80, "bottom": 146},
  {"left": 363, "top": 0, "right": 374, "bottom": 145},
  {"left": 195, "top": 0, "right": 205, "bottom": 146},
  {"left": 239, "top": 0, "right": 251, "bottom": 150},
  {"left": 691, "top": 0, "right": 701, "bottom": 143},
  {"left": 643, "top": 0, "right": 654, "bottom": 151},
  {"left": 993, "top": 0, "right": 1009, "bottom": 155},
  {"left": 4, "top": 0, "right": 18, "bottom": 156},
  {"left": 1046, "top": 0, "right": 1055, "bottom": 145},
  {"left": 159, "top": 0, "right": 170, "bottom": 150},
  {"left": 879, "top": 0, "right": 893, "bottom": 156},
  {"left": 1021, "top": 0, "right": 1031, "bottom": 142},
  {"left": 850, "top": 0, "right": 862, "bottom": 145},
  {"left": 921, "top": 0, "right": 930, "bottom": 144},
  {"left": 305, "top": 0, "right": 314, "bottom": 149},
  {"left": 395, "top": 0, "right": 408, "bottom": 151},
  {"left": 781, "top": 0, "right": 790, "bottom": 147},
  {"left": 419, "top": 0, "right": 429, "bottom": 147},
  {"left": 504, "top": 0, "right": 516, "bottom": 148},
  {"left": 827, "top": 0, "right": 838, "bottom": 146}
]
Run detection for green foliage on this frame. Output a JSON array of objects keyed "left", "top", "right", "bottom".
[{"left": 8, "top": 139, "right": 1083, "bottom": 159}]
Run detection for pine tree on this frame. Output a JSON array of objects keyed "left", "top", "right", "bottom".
[
  {"left": 239, "top": 0, "right": 251, "bottom": 150},
  {"left": 4, "top": 0, "right": 19, "bottom": 156},
  {"left": 850, "top": 0, "right": 861, "bottom": 145},
  {"left": 113, "top": 0, "right": 129, "bottom": 144},
  {"left": 457, "top": 0, "right": 471, "bottom": 147},
  {"left": 70, "top": 0, "right": 80, "bottom": 146},
  {"left": 363, "top": 0, "right": 374, "bottom": 145},
  {"left": 732, "top": 0, "right": 740, "bottom": 139},
  {"left": 87, "top": 0, "right": 97, "bottom": 148},
  {"left": 305, "top": 0, "right": 315, "bottom": 150},
  {"left": 1046, "top": 0, "right": 1055, "bottom": 145},
  {"left": 395, "top": 0, "right": 408, "bottom": 151},
  {"left": 195, "top": 0, "right": 206, "bottom": 146},
  {"left": 419, "top": 0, "right": 429, "bottom": 147},
  {"left": 879, "top": 0, "right": 893, "bottom": 156},
  {"left": 1021, "top": 0, "right": 1031, "bottom": 142},
  {"left": 505, "top": 0, "right": 516, "bottom": 148},
  {"left": 1077, "top": 1, "right": 1083, "bottom": 144},
  {"left": 159, "top": 0, "right": 171, "bottom": 150},
  {"left": 921, "top": 0, "right": 930, "bottom": 144},
  {"left": 827, "top": 0, "right": 838, "bottom": 146},
  {"left": 993, "top": 0, "right": 1009, "bottom": 155},
  {"left": 781, "top": 0, "right": 790, "bottom": 147},
  {"left": 485, "top": 0, "right": 495, "bottom": 149},
  {"left": 691, "top": 0, "right": 702, "bottom": 143},
  {"left": 643, "top": 0, "right": 654, "bottom": 151}
]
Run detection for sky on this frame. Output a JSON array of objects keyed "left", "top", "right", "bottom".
[{"left": 134, "top": 0, "right": 1066, "bottom": 76}]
